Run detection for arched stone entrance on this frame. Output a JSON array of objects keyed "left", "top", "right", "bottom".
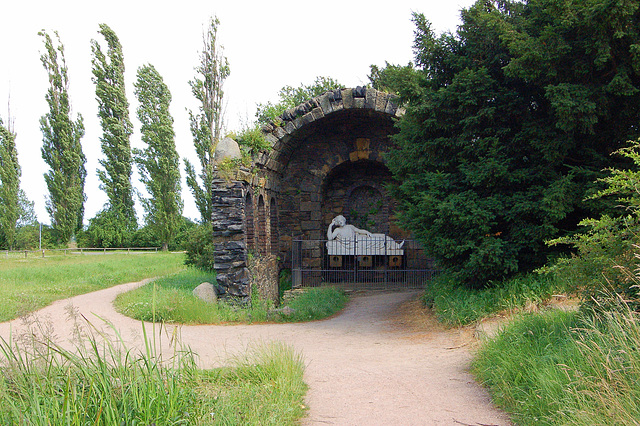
[{"left": 211, "top": 87, "right": 406, "bottom": 298}]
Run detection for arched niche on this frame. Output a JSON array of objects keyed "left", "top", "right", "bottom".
[
  {"left": 269, "top": 197, "right": 280, "bottom": 256},
  {"left": 257, "top": 195, "right": 267, "bottom": 255},
  {"left": 244, "top": 191, "right": 255, "bottom": 252},
  {"left": 321, "top": 160, "right": 394, "bottom": 236}
]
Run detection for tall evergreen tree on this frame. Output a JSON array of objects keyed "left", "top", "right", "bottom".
[
  {"left": 91, "top": 23, "right": 136, "bottom": 231},
  {"left": 0, "top": 116, "right": 20, "bottom": 249},
  {"left": 184, "top": 16, "right": 230, "bottom": 223},
  {"left": 381, "top": 1, "right": 640, "bottom": 287},
  {"left": 39, "top": 30, "right": 86, "bottom": 244},
  {"left": 134, "top": 64, "right": 183, "bottom": 251}
]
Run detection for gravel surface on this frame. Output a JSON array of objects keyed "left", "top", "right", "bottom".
[{"left": 0, "top": 281, "right": 511, "bottom": 425}]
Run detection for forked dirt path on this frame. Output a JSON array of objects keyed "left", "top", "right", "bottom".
[{"left": 0, "top": 281, "right": 511, "bottom": 425}]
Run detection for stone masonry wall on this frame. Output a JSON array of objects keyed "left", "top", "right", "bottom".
[{"left": 210, "top": 87, "right": 403, "bottom": 300}]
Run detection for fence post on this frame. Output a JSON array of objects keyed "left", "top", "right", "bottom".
[
  {"left": 42, "top": 249, "right": 45, "bottom": 258},
  {"left": 24, "top": 250, "right": 27, "bottom": 259}
]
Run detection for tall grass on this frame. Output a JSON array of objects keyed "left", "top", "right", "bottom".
[
  {"left": 473, "top": 304, "right": 640, "bottom": 425},
  {"left": 115, "top": 268, "right": 348, "bottom": 324},
  {"left": 0, "top": 315, "right": 307, "bottom": 424},
  {"left": 204, "top": 342, "right": 308, "bottom": 424},
  {"left": 423, "top": 272, "right": 565, "bottom": 325},
  {"left": 0, "top": 252, "right": 185, "bottom": 321}
]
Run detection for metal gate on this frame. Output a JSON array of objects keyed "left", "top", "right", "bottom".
[{"left": 291, "top": 239, "right": 438, "bottom": 290}]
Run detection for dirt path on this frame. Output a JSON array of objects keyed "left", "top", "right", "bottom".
[{"left": 0, "top": 282, "right": 511, "bottom": 425}]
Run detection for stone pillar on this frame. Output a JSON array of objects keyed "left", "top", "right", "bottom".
[{"left": 211, "top": 178, "right": 251, "bottom": 298}]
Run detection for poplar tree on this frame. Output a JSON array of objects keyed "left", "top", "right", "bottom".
[
  {"left": 134, "top": 64, "right": 183, "bottom": 251},
  {"left": 39, "top": 30, "right": 86, "bottom": 244},
  {"left": 0, "top": 116, "right": 20, "bottom": 249},
  {"left": 91, "top": 23, "right": 136, "bottom": 232},
  {"left": 184, "top": 16, "right": 230, "bottom": 223}
]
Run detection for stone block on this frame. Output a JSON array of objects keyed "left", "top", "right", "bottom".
[
  {"left": 311, "top": 107, "right": 324, "bottom": 121},
  {"left": 342, "top": 88, "right": 354, "bottom": 109},
  {"left": 355, "top": 97, "right": 365, "bottom": 109},
  {"left": 385, "top": 95, "right": 400, "bottom": 116},
  {"left": 273, "top": 126, "right": 286, "bottom": 139},
  {"left": 284, "top": 120, "right": 297, "bottom": 135},
  {"left": 317, "top": 93, "right": 333, "bottom": 115},
  {"left": 214, "top": 137, "right": 242, "bottom": 164},
  {"left": 376, "top": 93, "right": 387, "bottom": 112},
  {"left": 300, "top": 201, "right": 321, "bottom": 212},
  {"left": 301, "top": 221, "right": 317, "bottom": 231},
  {"left": 365, "top": 88, "right": 377, "bottom": 109}
]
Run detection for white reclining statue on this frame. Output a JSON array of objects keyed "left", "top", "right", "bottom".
[{"left": 326, "top": 215, "right": 404, "bottom": 256}]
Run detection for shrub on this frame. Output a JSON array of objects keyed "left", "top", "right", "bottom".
[
  {"left": 78, "top": 209, "right": 135, "bottom": 248},
  {"left": 183, "top": 222, "right": 215, "bottom": 272},
  {"left": 548, "top": 139, "right": 640, "bottom": 313}
]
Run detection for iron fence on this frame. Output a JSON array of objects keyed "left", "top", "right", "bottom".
[{"left": 292, "top": 238, "right": 438, "bottom": 290}]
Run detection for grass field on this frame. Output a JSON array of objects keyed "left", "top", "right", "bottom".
[
  {"left": 0, "top": 252, "right": 186, "bottom": 322},
  {"left": 114, "top": 268, "right": 348, "bottom": 324}
]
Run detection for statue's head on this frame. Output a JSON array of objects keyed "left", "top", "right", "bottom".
[{"left": 334, "top": 215, "right": 347, "bottom": 227}]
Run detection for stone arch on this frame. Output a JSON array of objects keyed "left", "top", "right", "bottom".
[
  {"left": 257, "top": 194, "right": 267, "bottom": 255},
  {"left": 210, "top": 88, "right": 405, "bottom": 298},
  {"left": 269, "top": 197, "right": 280, "bottom": 256},
  {"left": 256, "top": 87, "right": 403, "bottom": 175},
  {"left": 244, "top": 191, "right": 255, "bottom": 252}
]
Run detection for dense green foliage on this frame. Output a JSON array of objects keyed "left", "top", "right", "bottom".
[
  {"left": 381, "top": 1, "right": 640, "bottom": 287},
  {"left": 255, "top": 76, "right": 342, "bottom": 125},
  {"left": 184, "top": 16, "right": 230, "bottom": 223},
  {"left": 134, "top": 64, "right": 183, "bottom": 251},
  {"left": 38, "top": 31, "right": 87, "bottom": 244},
  {"left": 0, "top": 252, "right": 185, "bottom": 321},
  {"left": 474, "top": 307, "right": 640, "bottom": 425},
  {"left": 78, "top": 214, "right": 195, "bottom": 250},
  {"left": 91, "top": 24, "right": 137, "bottom": 233},
  {"left": 0, "top": 117, "right": 20, "bottom": 250},
  {"left": 548, "top": 138, "right": 640, "bottom": 313},
  {"left": 182, "top": 222, "right": 216, "bottom": 272}
]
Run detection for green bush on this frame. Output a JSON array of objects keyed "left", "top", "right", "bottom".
[
  {"left": 182, "top": 222, "right": 215, "bottom": 272},
  {"left": 78, "top": 209, "right": 136, "bottom": 248},
  {"left": 547, "top": 139, "right": 640, "bottom": 313},
  {"left": 129, "top": 217, "right": 196, "bottom": 250}
]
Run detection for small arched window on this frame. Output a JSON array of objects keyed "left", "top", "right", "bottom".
[
  {"left": 270, "top": 197, "right": 279, "bottom": 256},
  {"left": 244, "top": 192, "right": 255, "bottom": 252}
]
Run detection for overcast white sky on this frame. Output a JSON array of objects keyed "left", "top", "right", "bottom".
[{"left": 0, "top": 0, "right": 476, "bottom": 224}]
